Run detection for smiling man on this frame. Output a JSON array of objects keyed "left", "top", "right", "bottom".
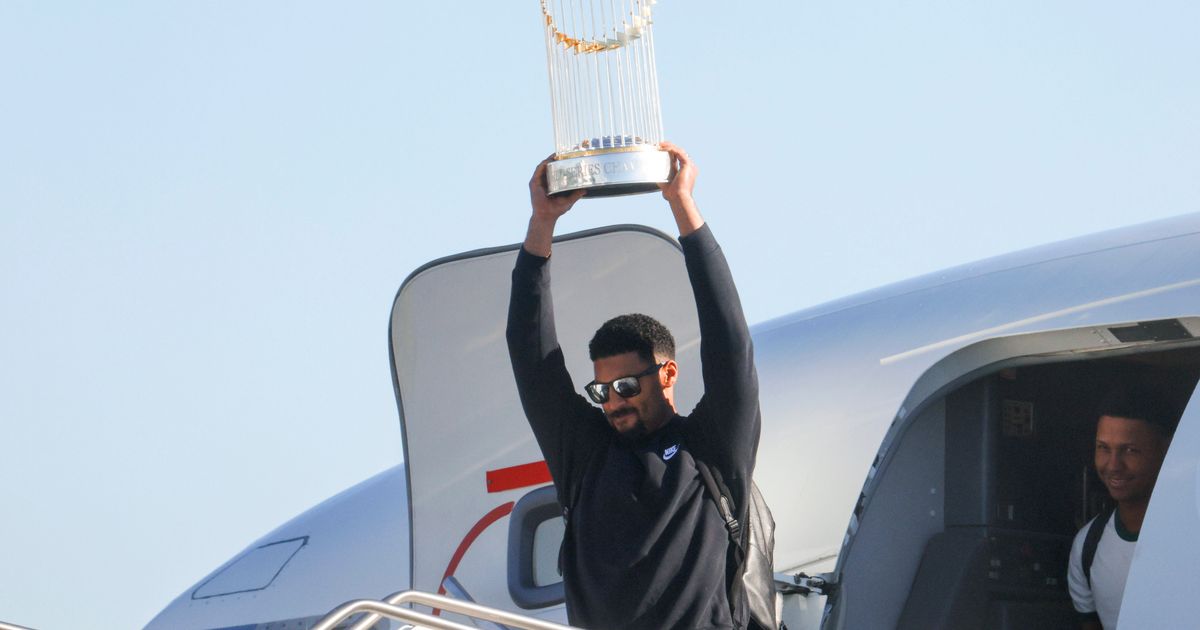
[
  {"left": 506, "top": 143, "right": 761, "bottom": 629},
  {"left": 1067, "top": 386, "right": 1177, "bottom": 630}
]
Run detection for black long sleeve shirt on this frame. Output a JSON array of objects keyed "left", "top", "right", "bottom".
[{"left": 506, "top": 224, "right": 761, "bottom": 630}]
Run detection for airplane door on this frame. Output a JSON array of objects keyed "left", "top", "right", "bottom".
[
  {"left": 1116, "top": 385, "right": 1200, "bottom": 627},
  {"left": 389, "top": 225, "right": 701, "bottom": 617}
]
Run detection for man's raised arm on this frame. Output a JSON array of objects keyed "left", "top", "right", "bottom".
[
  {"left": 660, "top": 144, "right": 761, "bottom": 476},
  {"left": 505, "top": 158, "right": 591, "bottom": 491}
]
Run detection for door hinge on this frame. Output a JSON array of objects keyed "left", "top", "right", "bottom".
[{"left": 776, "top": 572, "right": 838, "bottom": 597}]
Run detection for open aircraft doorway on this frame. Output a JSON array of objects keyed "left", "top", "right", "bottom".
[{"left": 823, "top": 324, "right": 1200, "bottom": 630}]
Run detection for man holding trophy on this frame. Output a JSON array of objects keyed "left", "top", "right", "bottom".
[
  {"left": 507, "top": 142, "right": 763, "bottom": 629},
  {"left": 507, "top": 5, "right": 770, "bottom": 628}
]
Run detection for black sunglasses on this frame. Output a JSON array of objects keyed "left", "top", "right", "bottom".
[{"left": 585, "top": 363, "right": 665, "bottom": 404}]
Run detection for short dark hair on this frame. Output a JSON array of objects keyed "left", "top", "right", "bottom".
[
  {"left": 589, "top": 313, "right": 675, "bottom": 363},
  {"left": 1096, "top": 384, "right": 1180, "bottom": 438}
]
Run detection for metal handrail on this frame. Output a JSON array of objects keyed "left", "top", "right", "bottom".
[
  {"left": 314, "top": 590, "right": 576, "bottom": 630},
  {"left": 345, "top": 588, "right": 478, "bottom": 630},
  {"left": 311, "top": 600, "right": 475, "bottom": 630},
  {"left": 440, "top": 577, "right": 510, "bottom": 630},
  {"left": 0, "top": 622, "right": 36, "bottom": 630}
]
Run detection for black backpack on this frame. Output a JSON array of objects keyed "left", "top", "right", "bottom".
[
  {"left": 695, "top": 460, "right": 779, "bottom": 630},
  {"left": 560, "top": 445, "right": 779, "bottom": 630}
]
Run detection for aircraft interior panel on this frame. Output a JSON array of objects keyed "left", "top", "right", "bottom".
[{"left": 830, "top": 344, "right": 1200, "bottom": 630}]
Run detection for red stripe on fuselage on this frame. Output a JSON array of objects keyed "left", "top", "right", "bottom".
[
  {"left": 435, "top": 502, "right": 515, "bottom": 614},
  {"left": 486, "top": 460, "right": 552, "bottom": 493}
]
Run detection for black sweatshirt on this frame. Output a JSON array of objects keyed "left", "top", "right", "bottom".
[{"left": 506, "top": 224, "right": 761, "bottom": 630}]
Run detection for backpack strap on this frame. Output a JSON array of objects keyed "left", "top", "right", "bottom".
[
  {"left": 696, "top": 456, "right": 758, "bottom": 630},
  {"left": 695, "top": 457, "right": 745, "bottom": 551},
  {"left": 696, "top": 455, "right": 780, "bottom": 630},
  {"left": 1083, "top": 506, "right": 1114, "bottom": 589}
]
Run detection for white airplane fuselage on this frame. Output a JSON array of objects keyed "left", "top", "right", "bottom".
[{"left": 148, "top": 214, "right": 1200, "bottom": 630}]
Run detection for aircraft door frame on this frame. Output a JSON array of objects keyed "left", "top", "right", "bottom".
[
  {"left": 1114, "top": 385, "right": 1200, "bottom": 627},
  {"left": 389, "top": 225, "right": 702, "bottom": 616}
]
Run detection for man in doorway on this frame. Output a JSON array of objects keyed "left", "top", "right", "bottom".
[
  {"left": 506, "top": 143, "right": 761, "bottom": 629},
  {"left": 1067, "top": 386, "right": 1176, "bottom": 630}
]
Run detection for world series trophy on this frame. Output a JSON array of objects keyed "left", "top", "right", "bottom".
[{"left": 540, "top": 0, "right": 670, "bottom": 196}]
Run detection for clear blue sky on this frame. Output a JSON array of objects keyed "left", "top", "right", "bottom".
[{"left": 1, "top": 2, "right": 1196, "bottom": 628}]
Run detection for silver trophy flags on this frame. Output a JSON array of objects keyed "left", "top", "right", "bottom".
[{"left": 540, "top": 0, "right": 669, "bottom": 196}]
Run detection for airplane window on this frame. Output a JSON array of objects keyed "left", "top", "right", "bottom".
[
  {"left": 507, "top": 484, "right": 566, "bottom": 609},
  {"left": 532, "top": 517, "right": 565, "bottom": 587}
]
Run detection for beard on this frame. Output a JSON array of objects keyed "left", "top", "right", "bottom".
[{"left": 608, "top": 408, "right": 649, "bottom": 440}]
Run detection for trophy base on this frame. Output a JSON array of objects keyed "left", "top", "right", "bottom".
[{"left": 547, "top": 148, "right": 670, "bottom": 197}]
